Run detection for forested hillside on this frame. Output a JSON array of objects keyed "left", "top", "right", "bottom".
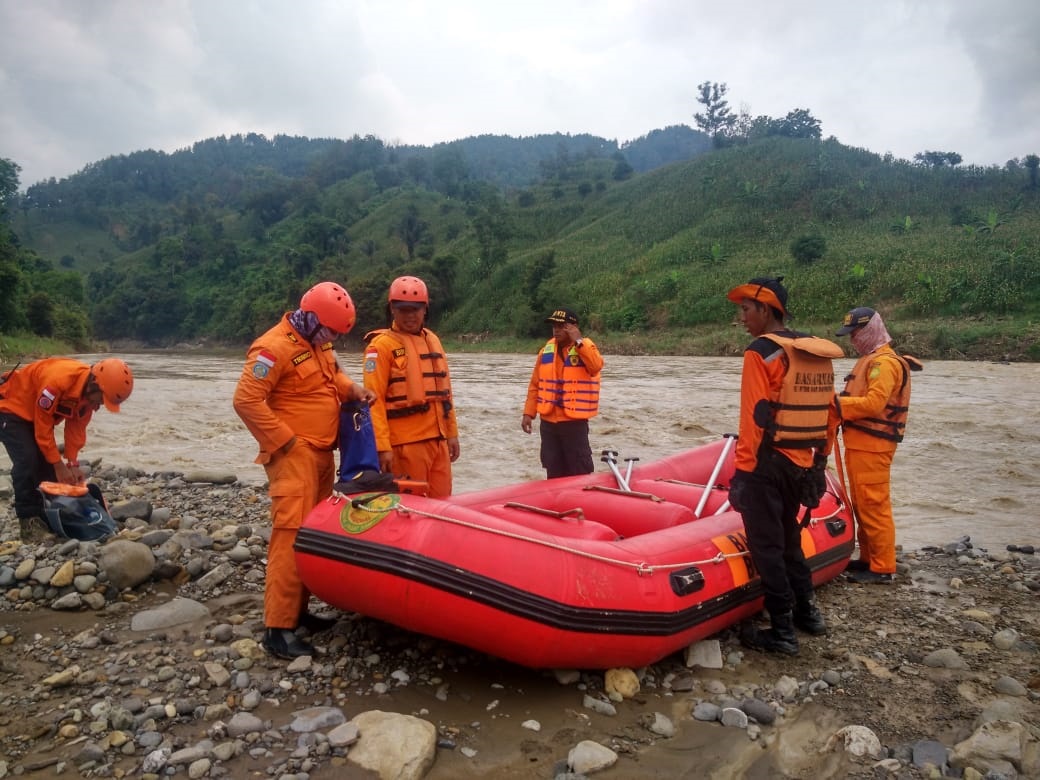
[{"left": 2, "top": 128, "right": 1039, "bottom": 360}]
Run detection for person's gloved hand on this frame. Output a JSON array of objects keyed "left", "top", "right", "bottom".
[
  {"left": 728, "top": 470, "right": 753, "bottom": 513},
  {"left": 812, "top": 452, "right": 828, "bottom": 496},
  {"left": 800, "top": 453, "right": 828, "bottom": 510}
]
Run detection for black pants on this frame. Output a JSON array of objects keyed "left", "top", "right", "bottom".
[
  {"left": 0, "top": 412, "right": 54, "bottom": 519},
  {"left": 539, "top": 419, "right": 594, "bottom": 479},
  {"left": 738, "top": 451, "right": 815, "bottom": 617}
]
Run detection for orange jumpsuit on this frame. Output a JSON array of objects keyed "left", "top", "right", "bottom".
[
  {"left": 0, "top": 358, "right": 95, "bottom": 465},
  {"left": 233, "top": 314, "right": 358, "bottom": 629},
  {"left": 0, "top": 358, "right": 96, "bottom": 518},
  {"left": 363, "top": 325, "right": 459, "bottom": 497},
  {"left": 838, "top": 344, "right": 911, "bottom": 575}
]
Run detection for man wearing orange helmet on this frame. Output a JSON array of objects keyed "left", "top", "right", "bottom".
[
  {"left": 233, "top": 281, "right": 376, "bottom": 660},
  {"left": 363, "top": 276, "right": 459, "bottom": 497},
  {"left": 0, "top": 357, "right": 133, "bottom": 541}
]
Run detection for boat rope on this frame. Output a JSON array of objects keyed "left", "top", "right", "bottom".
[{"left": 384, "top": 503, "right": 750, "bottom": 576}]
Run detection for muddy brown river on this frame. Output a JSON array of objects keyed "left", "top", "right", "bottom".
[{"left": 37, "top": 351, "right": 1040, "bottom": 553}]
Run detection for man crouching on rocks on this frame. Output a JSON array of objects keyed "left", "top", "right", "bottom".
[{"left": 233, "top": 282, "right": 375, "bottom": 660}]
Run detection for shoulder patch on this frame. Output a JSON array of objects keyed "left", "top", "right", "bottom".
[{"left": 38, "top": 387, "right": 57, "bottom": 410}]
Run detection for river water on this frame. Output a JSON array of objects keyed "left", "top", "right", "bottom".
[{"left": 31, "top": 351, "right": 1040, "bottom": 553}]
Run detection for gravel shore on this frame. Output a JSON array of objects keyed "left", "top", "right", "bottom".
[{"left": 1, "top": 464, "right": 1038, "bottom": 779}]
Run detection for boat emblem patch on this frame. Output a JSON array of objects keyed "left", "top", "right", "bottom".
[{"left": 341, "top": 492, "right": 401, "bottom": 533}]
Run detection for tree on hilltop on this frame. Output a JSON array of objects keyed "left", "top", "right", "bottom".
[{"left": 694, "top": 81, "right": 737, "bottom": 148}]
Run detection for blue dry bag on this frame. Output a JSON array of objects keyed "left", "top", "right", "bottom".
[
  {"left": 335, "top": 401, "right": 397, "bottom": 494},
  {"left": 337, "top": 401, "right": 380, "bottom": 479},
  {"left": 39, "top": 482, "right": 118, "bottom": 541}
]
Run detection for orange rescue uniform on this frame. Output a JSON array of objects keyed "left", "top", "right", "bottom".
[
  {"left": 363, "top": 325, "right": 459, "bottom": 497},
  {"left": 0, "top": 358, "right": 95, "bottom": 464},
  {"left": 232, "top": 314, "right": 359, "bottom": 629},
  {"left": 838, "top": 344, "right": 913, "bottom": 575}
]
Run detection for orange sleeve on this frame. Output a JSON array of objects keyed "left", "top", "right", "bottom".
[
  {"left": 522, "top": 351, "right": 541, "bottom": 418},
  {"left": 734, "top": 349, "right": 770, "bottom": 472},
  {"left": 34, "top": 361, "right": 89, "bottom": 464},
  {"left": 61, "top": 408, "right": 93, "bottom": 463},
  {"left": 232, "top": 341, "right": 296, "bottom": 455},
  {"left": 577, "top": 339, "right": 604, "bottom": 376},
  {"left": 838, "top": 354, "right": 900, "bottom": 422}
]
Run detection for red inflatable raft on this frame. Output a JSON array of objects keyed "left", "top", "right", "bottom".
[{"left": 295, "top": 437, "right": 854, "bottom": 669}]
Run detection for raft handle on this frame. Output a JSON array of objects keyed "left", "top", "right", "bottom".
[
  {"left": 503, "top": 503, "right": 587, "bottom": 522},
  {"left": 584, "top": 485, "right": 664, "bottom": 502}
]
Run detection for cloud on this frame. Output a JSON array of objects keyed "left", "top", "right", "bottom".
[{"left": 2, "top": 0, "right": 1036, "bottom": 189}]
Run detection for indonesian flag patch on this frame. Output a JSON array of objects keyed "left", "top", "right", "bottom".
[
  {"left": 253, "top": 350, "right": 276, "bottom": 379},
  {"left": 38, "top": 387, "right": 57, "bottom": 410},
  {"left": 364, "top": 350, "right": 379, "bottom": 373}
]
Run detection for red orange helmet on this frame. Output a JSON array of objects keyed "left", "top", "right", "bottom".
[
  {"left": 91, "top": 358, "right": 133, "bottom": 413},
  {"left": 300, "top": 282, "right": 356, "bottom": 333},
  {"left": 388, "top": 276, "right": 429, "bottom": 305}
]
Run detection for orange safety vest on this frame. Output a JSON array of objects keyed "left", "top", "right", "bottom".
[
  {"left": 534, "top": 340, "right": 601, "bottom": 419},
  {"left": 841, "top": 349, "right": 916, "bottom": 443},
  {"left": 365, "top": 328, "right": 453, "bottom": 420},
  {"left": 760, "top": 333, "right": 842, "bottom": 450}
]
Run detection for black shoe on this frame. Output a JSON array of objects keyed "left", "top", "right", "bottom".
[
  {"left": 793, "top": 600, "right": 828, "bottom": 636},
  {"left": 297, "top": 611, "right": 337, "bottom": 633},
  {"left": 740, "top": 612, "right": 799, "bottom": 656},
  {"left": 846, "top": 569, "right": 894, "bottom": 584},
  {"left": 262, "top": 628, "right": 314, "bottom": 659},
  {"left": 846, "top": 558, "right": 870, "bottom": 572}
]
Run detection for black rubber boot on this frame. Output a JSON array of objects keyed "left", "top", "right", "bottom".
[
  {"left": 741, "top": 611, "right": 800, "bottom": 656},
  {"left": 262, "top": 628, "right": 314, "bottom": 659},
  {"left": 793, "top": 595, "right": 828, "bottom": 635},
  {"left": 297, "top": 611, "right": 337, "bottom": 633}
]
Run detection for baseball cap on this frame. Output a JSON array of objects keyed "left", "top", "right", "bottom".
[
  {"left": 545, "top": 308, "right": 579, "bottom": 325},
  {"left": 835, "top": 307, "right": 877, "bottom": 336}
]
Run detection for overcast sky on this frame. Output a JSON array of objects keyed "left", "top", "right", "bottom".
[{"left": 2, "top": 0, "right": 1038, "bottom": 189}]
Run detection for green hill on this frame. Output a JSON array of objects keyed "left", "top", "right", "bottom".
[{"left": 3, "top": 132, "right": 1039, "bottom": 360}]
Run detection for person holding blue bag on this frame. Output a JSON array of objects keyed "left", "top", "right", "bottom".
[{"left": 233, "top": 281, "right": 375, "bottom": 660}]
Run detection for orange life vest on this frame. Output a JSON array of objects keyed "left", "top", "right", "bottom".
[
  {"left": 760, "top": 333, "right": 842, "bottom": 450},
  {"left": 365, "top": 328, "right": 453, "bottom": 420},
  {"left": 534, "top": 340, "right": 601, "bottom": 419},
  {"left": 841, "top": 350, "right": 916, "bottom": 443}
]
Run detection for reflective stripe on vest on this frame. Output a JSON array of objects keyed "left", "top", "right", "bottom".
[
  {"left": 371, "top": 329, "right": 452, "bottom": 419},
  {"left": 535, "top": 340, "right": 600, "bottom": 419}
]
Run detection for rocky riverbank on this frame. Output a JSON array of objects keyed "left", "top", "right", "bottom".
[{"left": 0, "top": 463, "right": 1038, "bottom": 779}]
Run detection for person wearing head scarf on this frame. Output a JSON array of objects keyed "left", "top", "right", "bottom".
[
  {"left": 835, "top": 307, "right": 922, "bottom": 584},
  {"left": 233, "top": 282, "right": 376, "bottom": 660},
  {"left": 725, "top": 277, "right": 842, "bottom": 656}
]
